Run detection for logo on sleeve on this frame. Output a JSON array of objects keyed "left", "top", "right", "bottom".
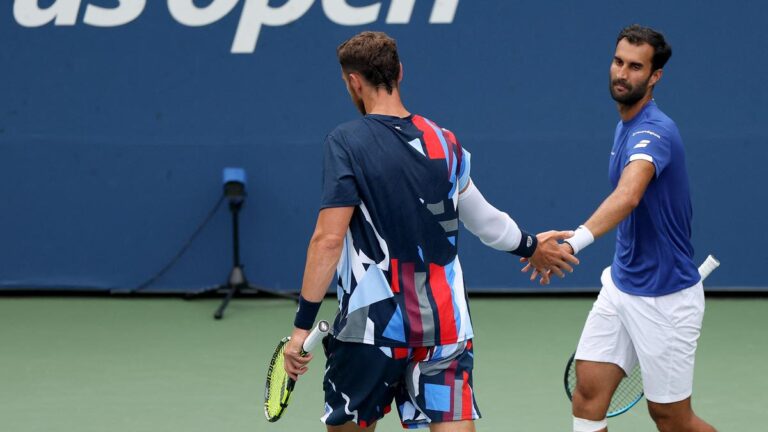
[
  {"left": 631, "top": 130, "right": 661, "bottom": 139},
  {"left": 633, "top": 139, "right": 651, "bottom": 149}
]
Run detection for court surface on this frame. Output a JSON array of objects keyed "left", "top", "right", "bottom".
[{"left": 1, "top": 296, "right": 764, "bottom": 431}]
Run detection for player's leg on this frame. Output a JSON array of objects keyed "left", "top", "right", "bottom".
[
  {"left": 322, "top": 336, "right": 405, "bottom": 430},
  {"left": 622, "top": 281, "right": 715, "bottom": 431},
  {"left": 572, "top": 360, "right": 625, "bottom": 421},
  {"left": 429, "top": 419, "right": 475, "bottom": 432},
  {"left": 646, "top": 398, "right": 716, "bottom": 432},
  {"left": 400, "top": 341, "right": 480, "bottom": 431},
  {"left": 572, "top": 267, "right": 638, "bottom": 431},
  {"left": 327, "top": 422, "right": 378, "bottom": 431}
]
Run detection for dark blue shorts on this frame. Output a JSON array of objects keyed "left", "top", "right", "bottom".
[{"left": 321, "top": 336, "right": 480, "bottom": 429}]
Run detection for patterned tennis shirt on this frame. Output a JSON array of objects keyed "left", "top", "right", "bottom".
[{"left": 321, "top": 113, "right": 473, "bottom": 348}]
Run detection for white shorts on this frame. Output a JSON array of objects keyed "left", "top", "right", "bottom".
[{"left": 575, "top": 267, "right": 705, "bottom": 403}]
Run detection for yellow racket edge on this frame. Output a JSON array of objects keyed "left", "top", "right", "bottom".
[{"left": 264, "top": 337, "right": 294, "bottom": 422}]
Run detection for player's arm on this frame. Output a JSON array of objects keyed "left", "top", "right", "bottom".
[
  {"left": 458, "top": 179, "right": 578, "bottom": 284},
  {"left": 564, "top": 160, "right": 655, "bottom": 254},
  {"left": 284, "top": 206, "right": 354, "bottom": 380},
  {"left": 458, "top": 179, "right": 525, "bottom": 252},
  {"left": 299, "top": 207, "right": 354, "bottom": 301}
]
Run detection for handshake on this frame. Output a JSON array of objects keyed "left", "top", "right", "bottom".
[{"left": 519, "top": 230, "right": 580, "bottom": 285}]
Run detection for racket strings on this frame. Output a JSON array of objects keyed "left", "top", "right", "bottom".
[
  {"left": 265, "top": 339, "right": 291, "bottom": 421},
  {"left": 565, "top": 357, "right": 644, "bottom": 417},
  {"left": 262, "top": 323, "right": 329, "bottom": 422},
  {"left": 567, "top": 366, "right": 578, "bottom": 398},
  {"left": 609, "top": 367, "right": 643, "bottom": 412}
]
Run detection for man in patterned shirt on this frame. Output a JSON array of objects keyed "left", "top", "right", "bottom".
[{"left": 285, "top": 31, "right": 577, "bottom": 431}]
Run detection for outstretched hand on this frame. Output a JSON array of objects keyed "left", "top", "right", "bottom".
[{"left": 521, "top": 231, "right": 579, "bottom": 285}]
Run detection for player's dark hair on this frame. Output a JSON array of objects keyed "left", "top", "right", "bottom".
[
  {"left": 616, "top": 25, "right": 672, "bottom": 71},
  {"left": 337, "top": 31, "right": 400, "bottom": 94}
]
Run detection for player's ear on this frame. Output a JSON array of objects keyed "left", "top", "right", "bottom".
[
  {"left": 398, "top": 62, "right": 404, "bottom": 84},
  {"left": 649, "top": 68, "right": 663, "bottom": 87},
  {"left": 348, "top": 73, "right": 363, "bottom": 93}
]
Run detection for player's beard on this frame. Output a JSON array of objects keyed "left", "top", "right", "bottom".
[
  {"left": 353, "top": 95, "right": 367, "bottom": 115},
  {"left": 345, "top": 80, "right": 367, "bottom": 115},
  {"left": 609, "top": 74, "right": 650, "bottom": 106}
]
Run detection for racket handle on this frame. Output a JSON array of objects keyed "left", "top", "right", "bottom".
[
  {"left": 698, "top": 254, "right": 720, "bottom": 281},
  {"left": 301, "top": 320, "right": 330, "bottom": 354}
]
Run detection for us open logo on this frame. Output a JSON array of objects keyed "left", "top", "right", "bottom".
[{"left": 12, "top": 0, "right": 460, "bottom": 53}]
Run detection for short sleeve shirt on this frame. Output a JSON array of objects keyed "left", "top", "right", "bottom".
[
  {"left": 609, "top": 101, "right": 700, "bottom": 296},
  {"left": 321, "top": 114, "right": 473, "bottom": 347}
]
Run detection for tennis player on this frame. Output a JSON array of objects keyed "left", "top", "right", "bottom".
[
  {"left": 283, "top": 31, "right": 578, "bottom": 431},
  {"left": 553, "top": 25, "right": 716, "bottom": 432}
]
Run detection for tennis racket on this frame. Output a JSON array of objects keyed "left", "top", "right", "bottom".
[
  {"left": 563, "top": 254, "right": 720, "bottom": 417},
  {"left": 264, "top": 320, "right": 330, "bottom": 422}
]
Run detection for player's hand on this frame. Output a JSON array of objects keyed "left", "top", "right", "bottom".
[
  {"left": 521, "top": 242, "right": 577, "bottom": 284},
  {"left": 521, "top": 231, "right": 579, "bottom": 285},
  {"left": 284, "top": 327, "right": 313, "bottom": 381}
]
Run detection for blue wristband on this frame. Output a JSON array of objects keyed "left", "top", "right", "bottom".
[
  {"left": 294, "top": 295, "right": 321, "bottom": 330},
  {"left": 508, "top": 230, "right": 538, "bottom": 258}
]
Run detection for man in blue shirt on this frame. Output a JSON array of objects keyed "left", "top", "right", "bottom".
[
  {"left": 283, "top": 31, "right": 577, "bottom": 431},
  {"left": 557, "top": 25, "right": 716, "bottom": 432}
]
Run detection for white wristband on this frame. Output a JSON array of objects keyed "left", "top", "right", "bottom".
[
  {"left": 573, "top": 416, "right": 607, "bottom": 432},
  {"left": 564, "top": 225, "right": 594, "bottom": 255}
]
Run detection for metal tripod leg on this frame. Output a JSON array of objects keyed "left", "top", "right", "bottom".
[
  {"left": 213, "top": 283, "right": 241, "bottom": 319},
  {"left": 214, "top": 265, "right": 245, "bottom": 320},
  {"left": 212, "top": 266, "right": 298, "bottom": 319}
]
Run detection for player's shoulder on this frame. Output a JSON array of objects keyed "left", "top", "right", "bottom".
[
  {"left": 329, "top": 117, "right": 368, "bottom": 137},
  {"left": 644, "top": 102, "right": 678, "bottom": 130},
  {"left": 630, "top": 103, "right": 679, "bottom": 142},
  {"left": 413, "top": 114, "right": 460, "bottom": 144},
  {"left": 413, "top": 114, "right": 449, "bottom": 131},
  {"left": 326, "top": 118, "right": 371, "bottom": 148}
]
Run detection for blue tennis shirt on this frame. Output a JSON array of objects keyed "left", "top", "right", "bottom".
[{"left": 609, "top": 100, "right": 700, "bottom": 297}]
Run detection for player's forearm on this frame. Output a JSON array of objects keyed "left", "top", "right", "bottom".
[
  {"left": 299, "top": 232, "right": 344, "bottom": 302},
  {"left": 458, "top": 181, "right": 523, "bottom": 251},
  {"left": 583, "top": 189, "right": 639, "bottom": 238},
  {"left": 566, "top": 161, "right": 653, "bottom": 255}
]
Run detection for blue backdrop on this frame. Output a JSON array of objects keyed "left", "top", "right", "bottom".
[{"left": 1, "top": 1, "right": 765, "bottom": 292}]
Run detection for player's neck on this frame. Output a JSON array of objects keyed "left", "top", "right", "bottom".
[
  {"left": 364, "top": 88, "right": 410, "bottom": 118},
  {"left": 617, "top": 93, "right": 654, "bottom": 122}
]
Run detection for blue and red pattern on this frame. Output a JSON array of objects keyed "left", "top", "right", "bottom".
[
  {"left": 321, "top": 113, "right": 473, "bottom": 348},
  {"left": 321, "top": 336, "right": 480, "bottom": 429}
]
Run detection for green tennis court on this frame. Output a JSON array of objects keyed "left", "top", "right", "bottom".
[{"left": 1, "top": 296, "right": 764, "bottom": 431}]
